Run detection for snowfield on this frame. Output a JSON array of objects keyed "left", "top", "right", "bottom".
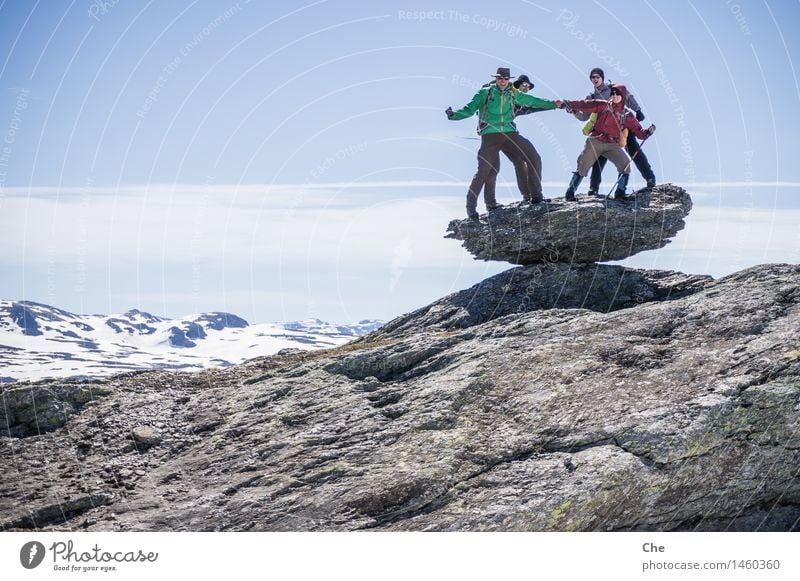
[{"left": 0, "top": 301, "right": 382, "bottom": 382}]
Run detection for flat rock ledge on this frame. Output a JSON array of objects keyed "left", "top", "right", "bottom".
[{"left": 445, "top": 184, "right": 692, "bottom": 264}]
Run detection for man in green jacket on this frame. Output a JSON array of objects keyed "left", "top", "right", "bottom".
[{"left": 447, "top": 67, "right": 561, "bottom": 220}]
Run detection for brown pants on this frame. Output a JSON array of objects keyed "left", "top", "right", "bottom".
[
  {"left": 467, "top": 132, "right": 543, "bottom": 210},
  {"left": 576, "top": 137, "right": 631, "bottom": 177}
]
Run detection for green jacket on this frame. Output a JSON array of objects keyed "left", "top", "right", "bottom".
[{"left": 450, "top": 84, "right": 557, "bottom": 135}]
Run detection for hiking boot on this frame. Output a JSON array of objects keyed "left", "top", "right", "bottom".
[
  {"left": 564, "top": 172, "right": 582, "bottom": 202},
  {"left": 646, "top": 177, "right": 656, "bottom": 188},
  {"left": 587, "top": 189, "right": 598, "bottom": 197},
  {"left": 486, "top": 204, "right": 504, "bottom": 212},
  {"left": 613, "top": 173, "right": 630, "bottom": 200},
  {"left": 466, "top": 207, "right": 480, "bottom": 220}
]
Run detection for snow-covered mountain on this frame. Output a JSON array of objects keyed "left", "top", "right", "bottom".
[{"left": 0, "top": 301, "right": 382, "bottom": 383}]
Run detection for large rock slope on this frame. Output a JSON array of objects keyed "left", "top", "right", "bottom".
[{"left": 1, "top": 264, "right": 798, "bottom": 532}]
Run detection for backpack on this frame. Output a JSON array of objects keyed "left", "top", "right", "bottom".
[
  {"left": 615, "top": 109, "right": 630, "bottom": 146},
  {"left": 582, "top": 113, "right": 597, "bottom": 136}
]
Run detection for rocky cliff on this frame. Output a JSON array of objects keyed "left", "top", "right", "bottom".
[{"left": 2, "top": 263, "right": 798, "bottom": 532}]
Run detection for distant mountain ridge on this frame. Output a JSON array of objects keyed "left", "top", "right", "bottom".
[{"left": 0, "top": 300, "right": 382, "bottom": 382}]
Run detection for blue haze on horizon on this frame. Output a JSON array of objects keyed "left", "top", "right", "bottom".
[{"left": 1, "top": 1, "right": 798, "bottom": 323}]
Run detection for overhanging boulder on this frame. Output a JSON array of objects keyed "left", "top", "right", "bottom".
[{"left": 445, "top": 184, "right": 692, "bottom": 264}]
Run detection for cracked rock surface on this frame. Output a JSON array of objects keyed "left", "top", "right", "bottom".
[
  {"left": 445, "top": 184, "right": 692, "bottom": 265},
  {"left": 1, "top": 263, "right": 799, "bottom": 531}
]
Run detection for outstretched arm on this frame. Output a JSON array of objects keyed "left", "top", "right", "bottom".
[
  {"left": 448, "top": 88, "right": 488, "bottom": 121},
  {"left": 563, "top": 99, "right": 608, "bottom": 114},
  {"left": 515, "top": 106, "right": 548, "bottom": 116},
  {"left": 515, "top": 92, "right": 557, "bottom": 110}
]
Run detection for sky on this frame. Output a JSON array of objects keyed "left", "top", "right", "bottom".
[{"left": 0, "top": 0, "right": 798, "bottom": 324}]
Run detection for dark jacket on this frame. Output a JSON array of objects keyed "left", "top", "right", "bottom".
[
  {"left": 572, "top": 81, "right": 641, "bottom": 122},
  {"left": 565, "top": 84, "right": 649, "bottom": 144}
]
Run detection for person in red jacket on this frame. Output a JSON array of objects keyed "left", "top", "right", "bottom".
[{"left": 561, "top": 83, "right": 655, "bottom": 201}]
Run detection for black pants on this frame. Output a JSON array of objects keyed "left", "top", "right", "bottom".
[
  {"left": 467, "top": 132, "right": 543, "bottom": 210},
  {"left": 589, "top": 131, "right": 655, "bottom": 192}
]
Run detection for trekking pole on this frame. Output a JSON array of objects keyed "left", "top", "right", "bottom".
[{"left": 604, "top": 133, "right": 652, "bottom": 199}]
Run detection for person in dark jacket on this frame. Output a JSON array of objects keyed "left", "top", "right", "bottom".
[
  {"left": 447, "top": 67, "right": 561, "bottom": 220},
  {"left": 561, "top": 83, "right": 655, "bottom": 201},
  {"left": 573, "top": 67, "right": 657, "bottom": 195}
]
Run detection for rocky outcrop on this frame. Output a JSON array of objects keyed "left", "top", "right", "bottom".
[
  {"left": 1, "top": 264, "right": 798, "bottom": 532},
  {"left": 167, "top": 326, "right": 197, "bottom": 348},
  {"left": 0, "top": 382, "right": 113, "bottom": 437},
  {"left": 196, "top": 312, "right": 248, "bottom": 330},
  {"left": 445, "top": 184, "right": 692, "bottom": 264},
  {"left": 372, "top": 263, "right": 711, "bottom": 338},
  {"left": 9, "top": 303, "right": 42, "bottom": 336}
]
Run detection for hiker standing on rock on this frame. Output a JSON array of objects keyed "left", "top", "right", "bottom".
[
  {"left": 560, "top": 83, "right": 655, "bottom": 201},
  {"left": 572, "top": 68, "right": 657, "bottom": 196},
  {"left": 446, "top": 67, "right": 561, "bottom": 220},
  {"left": 483, "top": 74, "right": 552, "bottom": 207}
]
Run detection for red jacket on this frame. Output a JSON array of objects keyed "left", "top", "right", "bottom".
[{"left": 566, "top": 84, "right": 649, "bottom": 144}]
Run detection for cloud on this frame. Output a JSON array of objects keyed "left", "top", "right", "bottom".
[
  {"left": 0, "top": 185, "right": 474, "bottom": 269},
  {"left": 3, "top": 183, "right": 798, "bottom": 277},
  {"left": 4, "top": 184, "right": 797, "bottom": 322},
  {"left": 616, "top": 206, "right": 800, "bottom": 276}
]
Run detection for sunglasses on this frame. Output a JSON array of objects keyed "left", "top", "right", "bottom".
[
  {"left": 497, "top": 76, "right": 510, "bottom": 80},
  {"left": 590, "top": 75, "right": 602, "bottom": 79}
]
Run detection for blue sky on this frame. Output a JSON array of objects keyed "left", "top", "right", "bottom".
[{"left": 1, "top": 0, "right": 799, "bottom": 323}]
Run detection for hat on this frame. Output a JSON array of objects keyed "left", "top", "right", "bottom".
[
  {"left": 589, "top": 67, "right": 604, "bottom": 79},
  {"left": 492, "top": 67, "right": 515, "bottom": 79},
  {"left": 513, "top": 74, "right": 534, "bottom": 90},
  {"left": 609, "top": 83, "right": 627, "bottom": 98}
]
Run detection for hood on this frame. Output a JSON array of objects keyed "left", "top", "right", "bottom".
[{"left": 610, "top": 83, "right": 628, "bottom": 110}]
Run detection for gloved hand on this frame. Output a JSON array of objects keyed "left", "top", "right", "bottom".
[
  {"left": 445, "top": 106, "right": 454, "bottom": 119},
  {"left": 636, "top": 110, "right": 645, "bottom": 122},
  {"left": 646, "top": 124, "right": 656, "bottom": 136}
]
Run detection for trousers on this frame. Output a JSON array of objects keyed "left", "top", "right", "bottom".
[
  {"left": 467, "top": 132, "right": 543, "bottom": 210},
  {"left": 589, "top": 131, "right": 655, "bottom": 190},
  {"left": 576, "top": 137, "right": 631, "bottom": 177}
]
